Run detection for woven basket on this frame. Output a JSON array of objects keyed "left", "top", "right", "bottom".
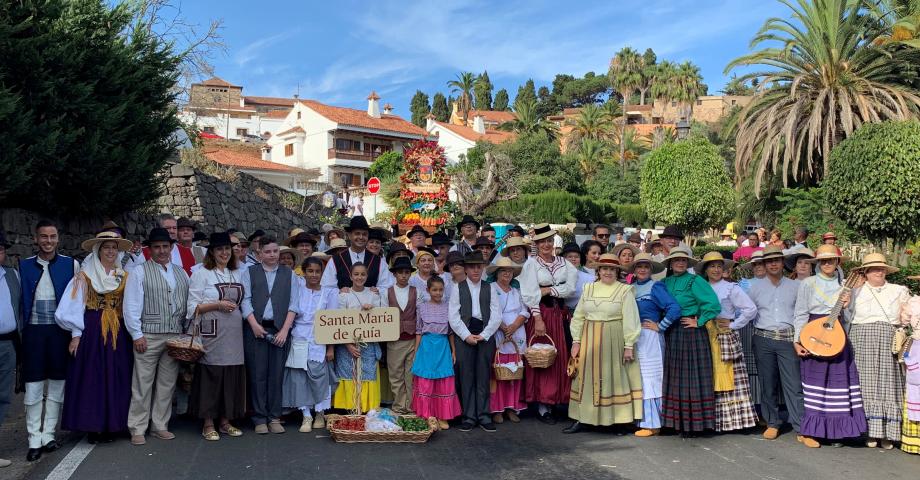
[
  {"left": 166, "top": 321, "right": 203, "bottom": 363},
  {"left": 326, "top": 414, "right": 439, "bottom": 443},
  {"left": 493, "top": 338, "right": 524, "bottom": 381},
  {"left": 524, "top": 334, "right": 557, "bottom": 369}
]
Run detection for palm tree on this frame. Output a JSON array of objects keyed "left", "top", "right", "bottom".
[
  {"left": 498, "top": 98, "right": 560, "bottom": 139},
  {"left": 725, "top": 0, "right": 920, "bottom": 192},
  {"left": 565, "top": 104, "right": 615, "bottom": 150},
  {"left": 609, "top": 47, "right": 643, "bottom": 169},
  {"left": 612, "top": 128, "right": 650, "bottom": 166},
  {"left": 573, "top": 139, "right": 609, "bottom": 179},
  {"left": 650, "top": 125, "right": 677, "bottom": 148},
  {"left": 447, "top": 72, "right": 476, "bottom": 124},
  {"left": 672, "top": 61, "right": 706, "bottom": 120},
  {"left": 867, "top": 0, "right": 920, "bottom": 47}
]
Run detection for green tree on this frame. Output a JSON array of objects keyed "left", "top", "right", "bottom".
[
  {"left": 555, "top": 72, "right": 610, "bottom": 107},
  {"left": 516, "top": 79, "right": 538, "bottom": 106},
  {"left": 409, "top": 90, "right": 430, "bottom": 127},
  {"left": 431, "top": 92, "right": 450, "bottom": 122},
  {"left": 640, "top": 138, "right": 734, "bottom": 235},
  {"left": 866, "top": 0, "right": 920, "bottom": 48},
  {"left": 448, "top": 71, "right": 476, "bottom": 124},
  {"left": 473, "top": 70, "right": 493, "bottom": 111},
  {"left": 493, "top": 88, "right": 510, "bottom": 111},
  {"left": 673, "top": 61, "right": 706, "bottom": 119},
  {"left": 367, "top": 151, "right": 405, "bottom": 180},
  {"left": 571, "top": 138, "right": 608, "bottom": 179},
  {"left": 722, "top": 73, "right": 754, "bottom": 96},
  {"left": 609, "top": 47, "right": 643, "bottom": 169},
  {"left": 566, "top": 103, "right": 615, "bottom": 150},
  {"left": 536, "top": 85, "right": 554, "bottom": 117},
  {"left": 725, "top": 0, "right": 920, "bottom": 193},
  {"left": 638, "top": 48, "right": 657, "bottom": 105},
  {"left": 824, "top": 121, "right": 920, "bottom": 248},
  {"left": 499, "top": 98, "right": 559, "bottom": 139},
  {"left": 587, "top": 162, "right": 641, "bottom": 204},
  {"left": 0, "top": 0, "right": 182, "bottom": 216}
]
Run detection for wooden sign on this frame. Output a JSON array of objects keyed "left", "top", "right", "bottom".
[{"left": 314, "top": 307, "right": 401, "bottom": 344}]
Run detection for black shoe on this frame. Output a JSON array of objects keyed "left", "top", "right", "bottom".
[
  {"left": 87, "top": 433, "right": 101, "bottom": 444},
  {"left": 479, "top": 422, "right": 496, "bottom": 432},
  {"left": 562, "top": 421, "right": 583, "bottom": 434},
  {"left": 42, "top": 440, "right": 60, "bottom": 453},
  {"left": 26, "top": 448, "right": 42, "bottom": 462},
  {"left": 459, "top": 421, "right": 475, "bottom": 432},
  {"left": 101, "top": 432, "right": 115, "bottom": 443},
  {"left": 538, "top": 412, "right": 557, "bottom": 425}
]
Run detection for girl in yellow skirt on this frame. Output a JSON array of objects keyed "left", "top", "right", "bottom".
[{"left": 332, "top": 263, "right": 383, "bottom": 412}]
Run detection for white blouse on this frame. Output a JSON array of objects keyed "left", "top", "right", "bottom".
[
  {"left": 849, "top": 282, "right": 911, "bottom": 326},
  {"left": 494, "top": 285, "right": 531, "bottom": 354},
  {"left": 292, "top": 280, "right": 339, "bottom": 362},
  {"left": 709, "top": 280, "right": 757, "bottom": 330},
  {"left": 519, "top": 255, "right": 579, "bottom": 315},
  {"left": 54, "top": 272, "right": 125, "bottom": 338},
  {"left": 186, "top": 267, "right": 241, "bottom": 320}
]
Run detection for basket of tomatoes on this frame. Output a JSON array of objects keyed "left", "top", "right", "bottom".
[{"left": 325, "top": 414, "right": 439, "bottom": 443}]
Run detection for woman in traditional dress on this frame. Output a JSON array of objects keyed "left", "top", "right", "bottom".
[
  {"left": 612, "top": 243, "right": 639, "bottom": 283},
  {"left": 660, "top": 246, "right": 721, "bottom": 434},
  {"left": 519, "top": 224, "right": 578, "bottom": 424},
  {"left": 793, "top": 244, "right": 866, "bottom": 447},
  {"left": 901, "top": 294, "right": 920, "bottom": 454},
  {"left": 487, "top": 258, "right": 529, "bottom": 424},
  {"left": 278, "top": 247, "right": 300, "bottom": 271},
  {"left": 561, "top": 243, "right": 594, "bottom": 314},
  {"left": 332, "top": 263, "right": 384, "bottom": 412},
  {"left": 186, "top": 232, "right": 246, "bottom": 441},
  {"left": 698, "top": 252, "right": 759, "bottom": 432},
  {"left": 847, "top": 253, "right": 910, "bottom": 449},
  {"left": 563, "top": 253, "right": 643, "bottom": 433},
  {"left": 56, "top": 232, "right": 134, "bottom": 443},
  {"left": 626, "top": 253, "right": 681, "bottom": 437},
  {"left": 785, "top": 248, "right": 815, "bottom": 280},
  {"left": 408, "top": 247, "right": 437, "bottom": 300}
]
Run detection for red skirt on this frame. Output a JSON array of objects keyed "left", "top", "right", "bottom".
[
  {"left": 412, "top": 376, "right": 461, "bottom": 420},
  {"left": 491, "top": 353, "right": 526, "bottom": 413},
  {"left": 524, "top": 302, "right": 570, "bottom": 405}
]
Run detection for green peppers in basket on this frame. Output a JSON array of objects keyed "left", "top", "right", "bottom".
[{"left": 396, "top": 417, "right": 429, "bottom": 432}]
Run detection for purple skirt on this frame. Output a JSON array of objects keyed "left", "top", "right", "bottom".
[
  {"left": 799, "top": 314, "right": 867, "bottom": 439},
  {"left": 61, "top": 310, "right": 134, "bottom": 433}
]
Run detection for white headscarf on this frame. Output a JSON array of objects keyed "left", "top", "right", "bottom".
[{"left": 81, "top": 242, "right": 125, "bottom": 294}]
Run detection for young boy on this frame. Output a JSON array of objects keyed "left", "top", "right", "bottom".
[{"left": 381, "top": 257, "right": 426, "bottom": 414}]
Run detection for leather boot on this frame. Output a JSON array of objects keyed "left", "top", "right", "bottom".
[{"left": 562, "top": 421, "right": 584, "bottom": 434}]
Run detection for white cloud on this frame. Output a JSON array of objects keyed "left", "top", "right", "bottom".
[{"left": 234, "top": 30, "right": 299, "bottom": 67}]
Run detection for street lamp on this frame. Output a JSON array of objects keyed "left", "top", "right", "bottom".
[{"left": 676, "top": 118, "right": 690, "bottom": 140}]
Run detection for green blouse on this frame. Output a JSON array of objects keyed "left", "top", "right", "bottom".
[{"left": 662, "top": 272, "right": 721, "bottom": 327}]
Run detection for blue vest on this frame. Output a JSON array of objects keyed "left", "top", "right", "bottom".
[{"left": 20, "top": 254, "right": 76, "bottom": 324}]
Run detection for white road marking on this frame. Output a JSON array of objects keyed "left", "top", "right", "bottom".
[{"left": 44, "top": 437, "right": 94, "bottom": 480}]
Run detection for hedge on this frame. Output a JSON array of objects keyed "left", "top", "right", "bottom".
[{"left": 484, "top": 191, "right": 647, "bottom": 226}]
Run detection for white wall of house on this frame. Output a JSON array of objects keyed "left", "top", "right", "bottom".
[
  {"left": 180, "top": 111, "right": 287, "bottom": 140},
  {"left": 425, "top": 123, "right": 475, "bottom": 163}
]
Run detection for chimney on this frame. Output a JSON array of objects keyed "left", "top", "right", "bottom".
[
  {"left": 425, "top": 113, "right": 436, "bottom": 131},
  {"left": 367, "top": 91, "right": 381, "bottom": 119},
  {"left": 383, "top": 103, "right": 393, "bottom": 115},
  {"left": 261, "top": 145, "right": 271, "bottom": 161},
  {"left": 472, "top": 115, "right": 486, "bottom": 134}
]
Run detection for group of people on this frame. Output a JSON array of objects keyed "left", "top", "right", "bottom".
[{"left": 1, "top": 214, "right": 919, "bottom": 469}]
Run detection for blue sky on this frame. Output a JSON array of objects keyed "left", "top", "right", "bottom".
[{"left": 180, "top": 0, "right": 788, "bottom": 114}]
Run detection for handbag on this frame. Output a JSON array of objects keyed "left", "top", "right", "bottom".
[{"left": 893, "top": 327, "right": 911, "bottom": 356}]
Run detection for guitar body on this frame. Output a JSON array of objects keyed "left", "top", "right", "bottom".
[{"left": 800, "top": 315, "right": 847, "bottom": 358}]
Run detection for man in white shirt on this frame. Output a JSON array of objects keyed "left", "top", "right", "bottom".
[
  {"left": 448, "top": 252, "right": 502, "bottom": 432},
  {"left": 321, "top": 216, "right": 393, "bottom": 292},
  {"left": 123, "top": 228, "right": 189, "bottom": 446},
  {"left": 380, "top": 257, "right": 426, "bottom": 414}
]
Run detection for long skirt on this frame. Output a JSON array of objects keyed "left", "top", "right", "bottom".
[
  {"left": 569, "top": 319, "right": 643, "bottom": 426},
  {"left": 902, "top": 402, "right": 920, "bottom": 454},
  {"left": 490, "top": 353, "right": 526, "bottom": 413},
  {"left": 333, "top": 365, "right": 381, "bottom": 413},
  {"left": 707, "top": 323, "right": 757, "bottom": 432},
  {"left": 282, "top": 362, "right": 333, "bottom": 411},
  {"left": 412, "top": 377, "right": 461, "bottom": 420},
  {"left": 739, "top": 322, "right": 762, "bottom": 405},
  {"left": 901, "top": 340, "right": 920, "bottom": 453},
  {"left": 524, "top": 301, "right": 570, "bottom": 405},
  {"left": 636, "top": 328, "right": 664, "bottom": 428},
  {"left": 850, "top": 322, "right": 903, "bottom": 441},
  {"left": 661, "top": 324, "right": 715, "bottom": 432},
  {"left": 61, "top": 311, "right": 133, "bottom": 433},
  {"left": 799, "top": 315, "right": 867, "bottom": 439},
  {"left": 190, "top": 363, "right": 247, "bottom": 420}
]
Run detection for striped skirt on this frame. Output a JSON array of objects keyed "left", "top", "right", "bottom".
[
  {"left": 902, "top": 401, "right": 920, "bottom": 454},
  {"left": 739, "top": 322, "right": 762, "bottom": 405},
  {"left": 661, "top": 324, "right": 715, "bottom": 432},
  {"left": 850, "top": 322, "right": 904, "bottom": 441}
]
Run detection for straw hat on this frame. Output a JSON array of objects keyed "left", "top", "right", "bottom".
[
  {"left": 697, "top": 251, "right": 735, "bottom": 274},
  {"left": 625, "top": 252, "right": 665, "bottom": 274},
  {"left": 486, "top": 257, "right": 524, "bottom": 276},
  {"left": 501, "top": 236, "right": 529, "bottom": 256},
  {"left": 324, "top": 238, "right": 347, "bottom": 254},
  {"left": 278, "top": 246, "right": 301, "bottom": 266},
  {"left": 590, "top": 253, "right": 624, "bottom": 271},
  {"left": 853, "top": 252, "right": 899, "bottom": 274},
  {"left": 720, "top": 228, "right": 733, "bottom": 237},
  {"left": 80, "top": 231, "right": 132, "bottom": 252},
  {"left": 805, "top": 244, "right": 846, "bottom": 263},
  {"left": 310, "top": 251, "right": 330, "bottom": 261},
  {"left": 784, "top": 247, "right": 815, "bottom": 272},
  {"left": 612, "top": 243, "right": 640, "bottom": 259},
  {"left": 530, "top": 223, "right": 556, "bottom": 241},
  {"left": 822, "top": 231, "right": 837, "bottom": 241},
  {"left": 661, "top": 245, "right": 697, "bottom": 268}
]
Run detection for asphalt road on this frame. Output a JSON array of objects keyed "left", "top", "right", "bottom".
[{"left": 13, "top": 412, "right": 920, "bottom": 480}]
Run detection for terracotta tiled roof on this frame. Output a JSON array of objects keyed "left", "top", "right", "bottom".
[
  {"left": 299, "top": 100, "right": 426, "bottom": 137},
  {"left": 469, "top": 110, "right": 515, "bottom": 124},
  {"left": 625, "top": 104, "right": 653, "bottom": 113},
  {"left": 199, "top": 77, "right": 240, "bottom": 88},
  {"left": 562, "top": 108, "right": 583, "bottom": 116},
  {"left": 263, "top": 109, "right": 292, "bottom": 119},
  {"left": 244, "top": 96, "right": 298, "bottom": 107},
  {"left": 433, "top": 121, "right": 516, "bottom": 144},
  {"left": 276, "top": 126, "right": 306, "bottom": 136},
  {"left": 202, "top": 143, "right": 305, "bottom": 174}
]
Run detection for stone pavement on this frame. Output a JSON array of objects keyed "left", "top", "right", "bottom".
[{"left": 9, "top": 411, "right": 920, "bottom": 480}]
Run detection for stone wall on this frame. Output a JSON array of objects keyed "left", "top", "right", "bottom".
[{"left": 1, "top": 164, "right": 319, "bottom": 264}]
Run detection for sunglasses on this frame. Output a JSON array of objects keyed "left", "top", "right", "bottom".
[{"left": 596, "top": 234, "right": 610, "bottom": 238}]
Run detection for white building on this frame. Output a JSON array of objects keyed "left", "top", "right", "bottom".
[{"left": 425, "top": 114, "right": 516, "bottom": 163}]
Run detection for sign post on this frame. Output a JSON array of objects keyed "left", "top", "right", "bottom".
[{"left": 367, "top": 177, "right": 381, "bottom": 194}]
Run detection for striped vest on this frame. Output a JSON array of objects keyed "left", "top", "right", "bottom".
[{"left": 140, "top": 260, "right": 189, "bottom": 334}]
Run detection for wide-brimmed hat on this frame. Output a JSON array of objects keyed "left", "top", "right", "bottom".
[
  {"left": 193, "top": 231, "right": 207, "bottom": 243},
  {"left": 344, "top": 216, "right": 371, "bottom": 233},
  {"left": 612, "top": 243, "right": 640, "bottom": 259},
  {"left": 627, "top": 232, "right": 642, "bottom": 245},
  {"left": 698, "top": 251, "right": 735, "bottom": 274},
  {"left": 760, "top": 246, "right": 785, "bottom": 260},
  {"left": 739, "top": 250, "right": 766, "bottom": 272},
  {"left": 445, "top": 251, "right": 465, "bottom": 268},
  {"left": 456, "top": 215, "right": 480, "bottom": 230},
  {"left": 660, "top": 225, "right": 683, "bottom": 239},
  {"left": 805, "top": 244, "right": 846, "bottom": 263},
  {"left": 208, "top": 232, "right": 233, "bottom": 249},
  {"left": 369, "top": 228, "right": 391, "bottom": 243},
  {"left": 389, "top": 256, "right": 416, "bottom": 273},
  {"left": 283, "top": 228, "right": 304, "bottom": 246},
  {"left": 560, "top": 242, "right": 584, "bottom": 266},
  {"left": 310, "top": 251, "right": 330, "bottom": 261},
  {"left": 474, "top": 236, "right": 494, "bottom": 248},
  {"left": 247, "top": 229, "right": 266, "bottom": 242},
  {"left": 625, "top": 253, "right": 665, "bottom": 274},
  {"left": 414, "top": 246, "right": 437, "bottom": 258},
  {"left": 324, "top": 238, "right": 348, "bottom": 254},
  {"left": 501, "top": 236, "right": 530, "bottom": 257},
  {"left": 430, "top": 231, "right": 453, "bottom": 247},
  {"left": 99, "top": 220, "right": 126, "bottom": 238},
  {"left": 662, "top": 245, "right": 697, "bottom": 268},
  {"left": 784, "top": 247, "right": 815, "bottom": 272},
  {"left": 143, "top": 227, "right": 175, "bottom": 247},
  {"left": 462, "top": 252, "right": 488, "bottom": 265},
  {"left": 406, "top": 225, "right": 429, "bottom": 239},
  {"left": 176, "top": 217, "right": 197, "bottom": 231},
  {"left": 486, "top": 257, "right": 524, "bottom": 276},
  {"left": 590, "top": 253, "right": 624, "bottom": 271},
  {"left": 822, "top": 231, "right": 837, "bottom": 241},
  {"left": 81, "top": 231, "right": 132, "bottom": 252},
  {"left": 853, "top": 252, "right": 899, "bottom": 274},
  {"left": 531, "top": 223, "right": 556, "bottom": 242},
  {"left": 231, "top": 231, "right": 249, "bottom": 246},
  {"left": 288, "top": 231, "right": 317, "bottom": 248},
  {"left": 720, "top": 228, "right": 733, "bottom": 237},
  {"left": 386, "top": 242, "right": 415, "bottom": 263},
  {"left": 508, "top": 225, "right": 526, "bottom": 237},
  {"left": 278, "top": 246, "right": 302, "bottom": 265}
]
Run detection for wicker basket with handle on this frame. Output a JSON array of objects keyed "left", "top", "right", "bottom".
[
  {"left": 166, "top": 316, "right": 204, "bottom": 363},
  {"left": 493, "top": 338, "right": 524, "bottom": 381},
  {"left": 326, "top": 414, "right": 439, "bottom": 443},
  {"left": 524, "top": 334, "right": 557, "bottom": 369}
]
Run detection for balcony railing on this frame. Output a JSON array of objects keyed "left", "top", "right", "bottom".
[{"left": 328, "top": 148, "right": 388, "bottom": 162}]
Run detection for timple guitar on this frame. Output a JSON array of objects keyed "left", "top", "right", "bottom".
[{"left": 799, "top": 272, "right": 861, "bottom": 358}]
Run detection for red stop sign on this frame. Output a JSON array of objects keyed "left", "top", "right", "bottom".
[{"left": 367, "top": 177, "right": 381, "bottom": 194}]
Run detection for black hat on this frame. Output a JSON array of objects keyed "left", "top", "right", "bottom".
[
  {"left": 430, "top": 231, "right": 453, "bottom": 247},
  {"left": 248, "top": 229, "right": 266, "bottom": 242},
  {"left": 660, "top": 225, "right": 683, "bottom": 239},
  {"left": 193, "top": 231, "right": 207, "bottom": 242},
  {"left": 389, "top": 256, "right": 416, "bottom": 273},
  {"left": 627, "top": 232, "right": 642, "bottom": 244},
  {"left": 208, "top": 232, "right": 233, "bottom": 249},
  {"left": 445, "top": 251, "right": 465, "bottom": 268},
  {"left": 560, "top": 242, "right": 584, "bottom": 265},
  {"left": 474, "top": 236, "right": 494, "bottom": 248},
  {"left": 144, "top": 227, "right": 176, "bottom": 246},
  {"left": 406, "top": 225, "right": 429, "bottom": 239},
  {"left": 386, "top": 242, "right": 414, "bottom": 263},
  {"left": 177, "top": 217, "right": 197, "bottom": 231},
  {"left": 456, "top": 215, "right": 480, "bottom": 230},
  {"left": 0, "top": 231, "right": 11, "bottom": 249},
  {"left": 368, "top": 229, "right": 388, "bottom": 243},
  {"left": 345, "top": 216, "right": 371, "bottom": 233},
  {"left": 415, "top": 246, "right": 437, "bottom": 258},
  {"left": 463, "top": 251, "right": 488, "bottom": 265},
  {"left": 508, "top": 225, "right": 526, "bottom": 236},
  {"left": 289, "top": 232, "right": 318, "bottom": 247}
]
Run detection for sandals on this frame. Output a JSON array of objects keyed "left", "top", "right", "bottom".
[
  {"left": 219, "top": 424, "right": 243, "bottom": 437},
  {"left": 202, "top": 428, "right": 219, "bottom": 441}
]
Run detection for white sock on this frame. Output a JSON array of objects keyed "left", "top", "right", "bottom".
[
  {"left": 299, "top": 406, "right": 312, "bottom": 419},
  {"left": 538, "top": 404, "right": 549, "bottom": 416}
]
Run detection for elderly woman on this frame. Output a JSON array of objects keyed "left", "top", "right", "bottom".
[
  {"left": 408, "top": 247, "right": 437, "bottom": 300},
  {"left": 660, "top": 246, "right": 721, "bottom": 435},
  {"left": 626, "top": 253, "right": 681, "bottom": 437},
  {"left": 613, "top": 243, "right": 639, "bottom": 283},
  {"left": 785, "top": 248, "right": 815, "bottom": 280},
  {"left": 793, "top": 244, "right": 866, "bottom": 447},
  {"left": 847, "top": 254, "right": 911, "bottom": 449},
  {"left": 56, "top": 232, "right": 134, "bottom": 443},
  {"left": 698, "top": 252, "right": 759, "bottom": 432},
  {"left": 187, "top": 232, "right": 247, "bottom": 441},
  {"left": 278, "top": 247, "right": 300, "bottom": 271},
  {"left": 501, "top": 236, "right": 530, "bottom": 267},
  {"left": 563, "top": 254, "right": 643, "bottom": 433},
  {"left": 487, "top": 257, "right": 530, "bottom": 424},
  {"left": 902, "top": 294, "right": 920, "bottom": 454},
  {"left": 519, "top": 224, "right": 578, "bottom": 424}
]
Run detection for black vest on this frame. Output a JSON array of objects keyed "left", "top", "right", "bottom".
[
  {"left": 248, "top": 264, "right": 293, "bottom": 327},
  {"left": 458, "top": 280, "right": 491, "bottom": 328},
  {"left": 332, "top": 249, "right": 381, "bottom": 288}
]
